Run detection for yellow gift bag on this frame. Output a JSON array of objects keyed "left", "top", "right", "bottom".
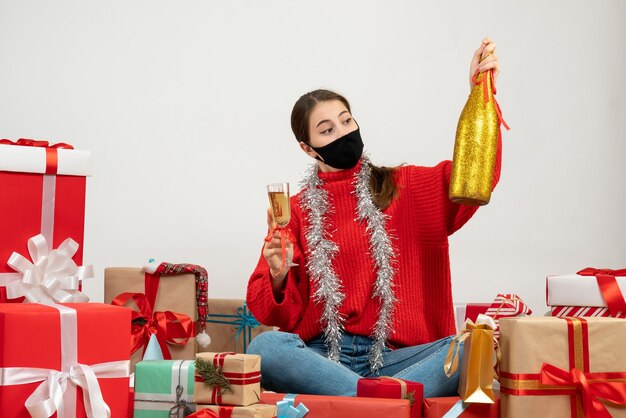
[{"left": 444, "top": 314, "right": 498, "bottom": 403}]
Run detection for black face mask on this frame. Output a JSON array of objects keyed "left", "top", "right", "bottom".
[{"left": 310, "top": 128, "right": 364, "bottom": 169}]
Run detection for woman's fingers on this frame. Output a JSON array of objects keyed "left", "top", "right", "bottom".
[
  {"left": 478, "top": 53, "right": 500, "bottom": 82},
  {"left": 481, "top": 42, "right": 497, "bottom": 60},
  {"left": 266, "top": 207, "right": 276, "bottom": 230},
  {"left": 478, "top": 54, "right": 498, "bottom": 69},
  {"left": 479, "top": 59, "right": 498, "bottom": 72}
]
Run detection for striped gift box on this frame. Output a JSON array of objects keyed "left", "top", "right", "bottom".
[
  {"left": 484, "top": 294, "right": 532, "bottom": 338},
  {"left": 551, "top": 305, "right": 626, "bottom": 318}
]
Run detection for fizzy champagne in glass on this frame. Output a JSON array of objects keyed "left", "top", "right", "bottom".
[
  {"left": 266, "top": 182, "right": 297, "bottom": 269},
  {"left": 267, "top": 186, "right": 291, "bottom": 227}
]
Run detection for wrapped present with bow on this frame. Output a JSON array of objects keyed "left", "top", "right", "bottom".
[
  {"left": 111, "top": 292, "right": 194, "bottom": 370},
  {"left": 3, "top": 234, "right": 93, "bottom": 304},
  {"left": 445, "top": 315, "right": 499, "bottom": 405},
  {"left": 200, "top": 299, "right": 273, "bottom": 354},
  {"left": 499, "top": 316, "right": 626, "bottom": 418},
  {"left": 0, "top": 139, "right": 91, "bottom": 302},
  {"left": 547, "top": 268, "right": 626, "bottom": 318},
  {"left": 260, "top": 393, "right": 411, "bottom": 418},
  {"left": 105, "top": 262, "right": 209, "bottom": 369},
  {"left": 134, "top": 360, "right": 197, "bottom": 417},
  {"left": 0, "top": 303, "right": 131, "bottom": 417},
  {"left": 194, "top": 352, "right": 261, "bottom": 406},
  {"left": 357, "top": 377, "right": 423, "bottom": 418},
  {"left": 195, "top": 404, "right": 278, "bottom": 418},
  {"left": 422, "top": 395, "right": 500, "bottom": 418},
  {"left": 484, "top": 293, "right": 532, "bottom": 338}
]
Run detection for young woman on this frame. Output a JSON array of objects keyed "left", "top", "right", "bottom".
[{"left": 246, "top": 38, "right": 502, "bottom": 397}]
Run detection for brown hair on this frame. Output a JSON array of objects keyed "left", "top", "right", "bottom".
[{"left": 291, "top": 89, "right": 398, "bottom": 210}]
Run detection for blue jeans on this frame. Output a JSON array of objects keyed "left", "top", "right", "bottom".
[{"left": 246, "top": 331, "right": 462, "bottom": 397}]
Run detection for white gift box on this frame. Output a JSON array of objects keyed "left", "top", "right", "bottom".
[
  {"left": 546, "top": 273, "right": 626, "bottom": 307},
  {"left": 0, "top": 143, "right": 91, "bottom": 175}
]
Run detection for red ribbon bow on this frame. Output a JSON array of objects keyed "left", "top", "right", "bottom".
[
  {"left": 111, "top": 292, "right": 193, "bottom": 359},
  {"left": 186, "top": 409, "right": 219, "bottom": 418},
  {"left": 0, "top": 138, "right": 74, "bottom": 149},
  {"left": 264, "top": 226, "right": 295, "bottom": 271},
  {"left": 0, "top": 138, "right": 74, "bottom": 174},
  {"left": 577, "top": 268, "right": 626, "bottom": 316},
  {"left": 540, "top": 363, "right": 626, "bottom": 418},
  {"left": 471, "top": 69, "right": 510, "bottom": 132}
]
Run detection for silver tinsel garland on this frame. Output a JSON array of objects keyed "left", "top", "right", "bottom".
[{"left": 300, "top": 154, "right": 397, "bottom": 373}]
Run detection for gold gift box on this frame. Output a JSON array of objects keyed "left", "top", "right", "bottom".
[
  {"left": 499, "top": 316, "right": 626, "bottom": 418},
  {"left": 104, "top": 267, "right": 198, "bottom": 369},
  {"left": 194, "top": 352, "right": 261, "bottom": 406},
  {"left": 200, "top": 299, "right": 273, "bottom": 354},
  {"left": 197, "top": 404, "right": 276, "bottom": 418}
]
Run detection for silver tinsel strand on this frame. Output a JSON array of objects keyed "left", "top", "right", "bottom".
[
  {"left": 300, "top": 164, "right": 345, "bottom": 362},
  {"left": 354, "top": 155, "right": 397, "bottom": 374},
  {"left": 299, "top": 155, "right": 397, "bottom": 373}
]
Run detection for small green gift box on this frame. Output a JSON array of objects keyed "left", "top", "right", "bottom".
[{"left": 134, "top": 360, "right": 196, "bottom": 418}]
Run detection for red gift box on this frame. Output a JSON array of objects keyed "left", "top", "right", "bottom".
[
  {"left": 260, "top": 392, "right": 411, "bottom": 418},
  {"left": 454, "top": 304, "right": 490, "bottom": 333},
  {"left": 0, "top": 139, "right": 91, "bottom": 302},
  {"left": 357, "top": 377, "right": 423, "bottom": 418},
  {"left": 423, "top": 395, "right": 499, "bottom": 418},
  {"left": 465, "top": 304, "right": 490, "bottom": 324},
  {"left": 0, "top": 303, "right": 131, "bottom": 417}
]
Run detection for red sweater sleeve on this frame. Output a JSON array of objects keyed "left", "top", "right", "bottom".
[
  {"left": 246, "top": 200, "right": 311, "bottom": 330},
  {"left": 443, "top": 129, "right": 503, "bottom": 235}
]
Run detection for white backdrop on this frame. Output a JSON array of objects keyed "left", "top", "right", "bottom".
[{"left": 1, "top": 1, "right": 624, "bottom": 315}]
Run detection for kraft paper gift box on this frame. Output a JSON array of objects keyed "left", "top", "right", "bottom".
[
  {"left": 200, "top": 299, "right": 273, "bottom": 354},
  {"left": 260, "top": 393, "right": 411, "bottom": 418},
  {"left": 357, "top": 377, "right": 424, "bottom": 418},
  {"left": 422, "top": 395, "right": 499, "bottom": 418},
  {"left": 105, "top": 265, "right": 199, "bottom": 368},
  {"left": 0, "top": 303, "right": 131, "bottom": 417},
  {"left": 547, "top": 268, "right": 626, "bottom": 318},
  {"left": 499, "top": 316, "right": 626, "bottom": 418},
  {"left": 194, "top": 352, "right": 261, "bottom": 406},
  {"left": 0, "top": 139, "right": 91, "bottom": 302},
  {"left": 134, "top": 360, "right": 196, "bottom": 417},
  {"left": 195, "top": 404, "right": 277, "bottom": 418}
]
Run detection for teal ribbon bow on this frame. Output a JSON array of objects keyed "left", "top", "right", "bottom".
[
  {"left": 276, "top": 394, "right": 309, "bottom": 418},
  {"left": 206, "top": 302, "right": 260, "bottom": 352}
]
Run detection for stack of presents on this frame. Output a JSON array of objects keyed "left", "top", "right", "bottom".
[{"left": 1, "top": 138, "right": 625, "bottom": 417}]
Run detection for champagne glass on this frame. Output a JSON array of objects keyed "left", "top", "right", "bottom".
[{"left": 266, "top": 182, "right": 297, "bottom": 269}]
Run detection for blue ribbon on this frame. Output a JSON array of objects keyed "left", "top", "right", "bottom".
[
  {"left": 441, "top": 399, "right": 470, "bottom": 418},
  {"left": 276, "top": 394, "right": 309, "bottom": 418},
  {"left": 205, "top": 302, "right": 261, "bottom": 352}
]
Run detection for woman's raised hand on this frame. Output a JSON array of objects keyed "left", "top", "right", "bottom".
[
  {"left": 469, "top": 38, "right": 500, "bottom": 90},
  {"left": 263, "top": 207, "right": 294, "bottom": 283}
]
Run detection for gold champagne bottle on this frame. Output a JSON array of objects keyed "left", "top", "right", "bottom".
[{"left": 449, "top": 69, "right": 505, "bottom": 206}]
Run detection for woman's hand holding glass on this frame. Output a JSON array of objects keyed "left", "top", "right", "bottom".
[
  {"left": 263, "top": 183, "right": 297, "bottom": 285},
  {"left": 263, "top": 208, "right": 295, "bottom": 281}
]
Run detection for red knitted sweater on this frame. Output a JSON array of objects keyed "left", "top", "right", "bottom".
[{"left": 247, "top": 145, "right": 501, "bottom": 348}]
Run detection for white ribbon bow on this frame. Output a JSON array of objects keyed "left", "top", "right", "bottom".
[
  {"left": 0, "top": 361, "right": 130, "bottom": 418},
  {"left": 473, "top": 313, "right": 497, "bottom": 330},
  {"left": 5, "top": 234, "right": 93, "bottom": 303}
]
